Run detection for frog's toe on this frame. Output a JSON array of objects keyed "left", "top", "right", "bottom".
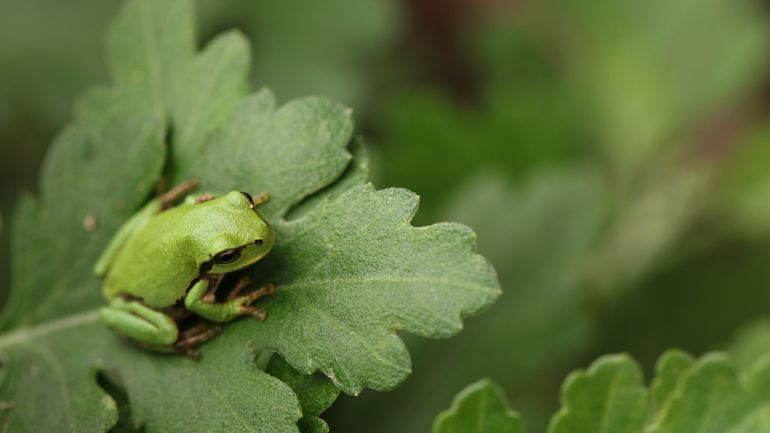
[
  {"left": 240, "top": 305, "right": 267, "bottom": 321},
  {"left": 226, "top": 275, "right": 252, "bottom": 301},
  {"left": 244, "top": 282, "right": 276, "bottom": 303},
  {"left": 263, "top": 282, "right": 276, "bottom": 296},
  {"left": 172, "top": 324, "right": 223, "bottom": 359},
  {"left": 251, "top": 191, "right": 270, "bottom": 207},
  {"left": 177, "top": 347, "right": 200, "bottom": 360}
]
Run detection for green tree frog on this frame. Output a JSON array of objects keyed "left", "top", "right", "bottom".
[{"left": 94, "top": 181, "right": 276, "bottom": 356}]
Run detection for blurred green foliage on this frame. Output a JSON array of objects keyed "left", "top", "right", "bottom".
[
  {"left": 372, "top": 21, "right": 595, "bottom": 223},
  {"left": 3, "top": 0, "right": 770, "bottom": 431},
  {"left": 719, "top": 123, "right": 770, "bottom": 236},
  {"left": 541, "top": 0, "right": 769, "bottom": 175}
]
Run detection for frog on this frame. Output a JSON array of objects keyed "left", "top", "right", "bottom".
[{"left": 94, "top": 180, "right": 276, "bottom": 357}]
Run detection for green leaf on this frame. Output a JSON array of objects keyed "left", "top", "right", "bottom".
[
  {"left": 174, "top": 87, "right": 353, "bottom": 218},
  {"left": 266, "top": 354, "right": 339, "bottom": 433},
  {"left": 548, "top": 354, "right": 648, "bottom": 433},
  {"left": 107, "top": 0, "right": 252, "bottom": 175},
  {"left": 647, "top": 354, "right": 760, "bottom": 433},
  {"left": 0, "top": 0, "right": 498, "bottom": 431},
  {"left": 285, "top": 138, "right": 369, "bottom": 221},
  {"left": 236, "top": 182, "right": 499, "bottom": 394},
  {"left": 165, "top": 43, "right": 497, "bottom": 395},
  {"left": 0, "top": 318, "right": 301, "bottom": 433},
  {"left": 649, "top": 349, "right": 694, "bottom": 418},
  {"left": 339, "top": 170, "right": 603, "bottom": 433},
  {"left": 432, "top": 379, "right": 523, "bottom": 433}
]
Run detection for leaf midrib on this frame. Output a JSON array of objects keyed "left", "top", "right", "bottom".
[
  {"left": 598, "top": 369, "right": 624, "bottom": 433},
  {"left": 473, "top": 386, "right": 488, "bottom": 433},
  {"left": 0, "top": 310, "right": 99, "bottom": 350},
  {"left": 0, "top": 273, "right": 497, "bottom": 348},
  {"left": 281, "top": 276, "right": 497, "bottom": 295}
]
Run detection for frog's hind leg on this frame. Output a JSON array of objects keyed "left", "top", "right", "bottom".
[
  {"left": 100, "top": 298, "right": 179, "bottom": 346},
  {"left": 172, "top": 323, "right": 223, "bottom": 359}
]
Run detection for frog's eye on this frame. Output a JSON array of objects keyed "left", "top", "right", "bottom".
[{"left": 215, "top": 249, "right": 241, "bottom": 264}]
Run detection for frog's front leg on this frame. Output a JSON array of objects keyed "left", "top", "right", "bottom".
[
  {"left": 185, "top": 278, "right": 275, "bottom": 322},
  {"left": 100, "top": 298, "right": 179, "bottom": 346}
]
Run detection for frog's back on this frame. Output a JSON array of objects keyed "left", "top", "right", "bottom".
[{"left": 102, "top": 207, "right": 199, "bottom": 308}]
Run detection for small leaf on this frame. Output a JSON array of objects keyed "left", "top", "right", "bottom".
[
  {"left": 267, "top": 354, "right": 340, "bottom": 433},
  {"left": 649, "top": 349, "right": 694, "bottom": 418},
  {"left": 432, "top": 379, "right": 523, "bottom": 433},
  {"left": 648, "top": 354, "right": 756, "bottom": 433},
  {"left": 548, "top": 354, "right": 648, "bottom": 433}
]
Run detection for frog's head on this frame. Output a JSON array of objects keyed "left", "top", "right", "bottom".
[{"left": 197, "top": 191, "right": 276, "bottom": 275}]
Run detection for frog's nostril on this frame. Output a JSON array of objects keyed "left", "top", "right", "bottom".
[{"left": 254, "top": 239, "right": 263, "bottom": 246}]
